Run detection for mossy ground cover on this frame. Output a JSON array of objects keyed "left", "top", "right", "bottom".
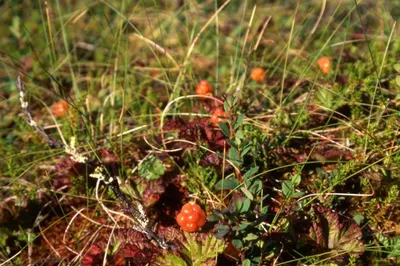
[{"left": 1, "top": 1, "right": 400, "bottom": 265}]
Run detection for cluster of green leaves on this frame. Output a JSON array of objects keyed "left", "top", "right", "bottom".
[
  {"left": 210, "top": 95, "right": 272, "bottom": 264},
  {"left": 138, "top": 154, "right": 166, "bottom": 181},
  {"left": 156, "top": 232, "right": 225, "bottom": 266}
]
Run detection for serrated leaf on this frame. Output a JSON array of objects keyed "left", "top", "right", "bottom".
[
  {"left": 156, "top": 254, "right": 188, "bottom": 266},
  {"left": 308, "top": 206, "right": 364, "bottom": 256},
  {"left": 214, "top": 179, "right": 239, "bottom": 190},
  {"left": 170, "top": 232, "right": 226, "bottom": 266},
  {"left": 386, "top": 236, "right": 400, "bottom": 258},
  {"left": 219, "top": 121, "right": 231, "bottom": 137},
  {"left": 138, "top": 155, "right": 165, "bottom": 181}
]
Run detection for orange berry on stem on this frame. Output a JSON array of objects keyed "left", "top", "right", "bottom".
[
  {"left": 210, "top": 108, "right": 228, "bottom": 126},
  {"left": 177, "top": 203, "right": 206, "bottom": 232},
  {"left": 250, "top": 67, "right": 265, "bottom": 82},
  {"left": 196, "top": 80, "right": 213, "bottom": 96},
  {"left": 51, "top": 100, "right": 69, "bottom": 117},
  {"left": 317, "top": 56, "right": 331, "bottom": 74}
]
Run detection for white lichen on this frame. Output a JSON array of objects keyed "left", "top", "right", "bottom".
[
  {"left": 137, "top": 203, "right": 149, "bottom": 227},
  {"left": 65, "top": 137, "right": 88, "bottom": 163}
]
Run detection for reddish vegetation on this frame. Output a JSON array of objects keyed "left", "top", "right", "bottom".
[{"left": 163, "top": 118, "right": 228, "bottom": 150}]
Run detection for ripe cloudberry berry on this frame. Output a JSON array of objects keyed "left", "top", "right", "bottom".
[
  {"left": 317, "top": 56, "right": 331, "bottom": 74},
  {"left": 176, "top": 203, "right": 206, "bottom": 232},
  {"left": 51, "top": 100, "right": 69, "bottom": 117},
  {"left": 196, "top": 80, "right": 213, "bottom": 96},
  {"left": 250, "top": 67, "right": 265, "bottom": 82},
  {"left": 210, "top": 108, "right": 228, "bottom": 126}
]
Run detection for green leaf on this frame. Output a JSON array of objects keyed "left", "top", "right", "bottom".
[
  {"left": 235, "top": 129, "right": 244, "bottom": 140},
  {"left": 156, "top": 254, "right": 187, "bottom": 266},
  {"left": 388, "top": 238, "right": 400, "bottom": 258},
  {"left": 243, "top": 233, "right": 259, "bottom": 242},
  {"left": 352, "top": 214, "right": 364, "bottom": 225},
  {"left": 232, "top": 239, "right": 243, "bottom": 249},
  {"left": 214, "top": 179, "right": 239, "bottom": 190},
  {"left": 239, "top": 198, "right": 251, "bottom": 213},
  {"left": 215, "top": 224, "right": 230, "bottom": 239},
  {"left": 249, "top": 179, "right": 262, "bottom": 195},
  {"left": 240, "top": 141, "right": 253, "bottom": 157},
  {"left": 227, "top": 139, "right": 238, "bottom": 149},
  {"left": 219, "top": 121, "right": 231, "bottom": 137},
  {"left": 228, "top": 147, "right": 242, "bottom": 166},
  {"left": 224, "top": 98, "right": 231, "bottom": 114},
  {"left": 160, "top": 232, "right": 225, "bottom": 266},
  {"left": 240, "top": 187, "right": 254, "bottom": 201},
  {"left": 291, "top": 191, "right": 305, "bottom": 198},
  {"left": 234, "top": 222, "right": 251, "bottom": 231},
  {"left": 282, "top": 180, "right": 293, "bottom": 198},
  {"left": 394, "top": 64, "right": 400, "bottom": 73},
  {"left": 234, "top": 114, "right": 245, "bottom": 131},
  {"left": 261, "top": 206, "right": 268, "bottom": 215},
  {"left": 242, "top": 259, "right": 252, "bottom": 266},
  {"left": 396, "top": 75, "right": 400, "bottom": 87},
  {"left": 243, "top": 166, "right": 259, "bottom": 180},
  {"left": 291, "top": 174, "right": 301, "bottom": 186},
  {"left": 138, "top": 155, "right": 166, "bottom": 181}
]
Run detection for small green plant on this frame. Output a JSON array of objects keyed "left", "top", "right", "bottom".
[{"left": 157, "top": 232, "right": 225, "bottom": 266}]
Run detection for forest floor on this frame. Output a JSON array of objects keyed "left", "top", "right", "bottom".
[{"left": 1, "top": 1, "right": 400, "bottom": 265}]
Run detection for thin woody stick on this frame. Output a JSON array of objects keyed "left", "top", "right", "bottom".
[{"left": 17, "top": 76, "right": 63, "bottom": 148}]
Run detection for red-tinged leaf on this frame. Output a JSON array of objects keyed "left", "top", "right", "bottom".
[
  {"left": 309, "top": 206, "right": 364, "bottom": 256},
  {"left": 81, "top": 244, "right": 103, "bottom": 266},
  {"left": 113, "top": 243, "right": 157, "bottom": 266},
  {"left": 162, "top": 118, "right": 228, "bottom": 150},
  {"left": 199, "top": 152, "right": 221, "bottom": 167}
]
